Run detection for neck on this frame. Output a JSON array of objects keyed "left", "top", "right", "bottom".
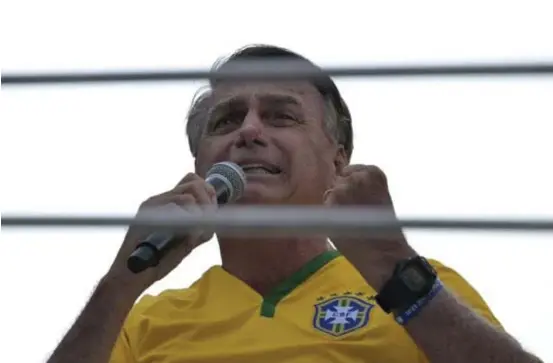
[{"left": 218, "top": 235, "right": 333, "bottom": 296}]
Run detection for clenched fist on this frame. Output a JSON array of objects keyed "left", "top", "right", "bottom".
[{"left": 324, "top": 164, "right": 417, "bottom": 289}]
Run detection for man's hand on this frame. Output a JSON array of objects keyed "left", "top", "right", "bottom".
[
  {"left": 324, "top": 164, "right": 417, "bottom": 290},
  {"left": 106, "top": 172, "right": 218, "bottom": 297}
]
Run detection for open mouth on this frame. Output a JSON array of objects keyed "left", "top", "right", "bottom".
[{"left": 240, "top": 163, "right": 281, "bottom": 175}]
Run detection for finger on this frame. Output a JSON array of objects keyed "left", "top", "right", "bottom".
[
  {"left": 138, "top": 194, "right": 197, "bottom": 220},
  {"left": 156, "top": 175, "right": 216, "bottom": 205},
  {"left": 148, "top": 175, "right": 199, "bottom": 200},
  {"left": 174, "top": 172, "right": 202, "bottom": 188},
  {"left": 172, "top": 189, "right": 215, "bottom": 241},
  {"left": 365, "top": 165, "right": 388, "bottom": 188},
  {"left": 147, "top": 194, "right": 207, "bottom": 241},
  {"left": 142, "top": 192, "right": 195, "bottom": 209},
  {"left": 343, "top": 165, "right": 388, "bottom": 189},
  {"left": 340, "top": 164, "right": 387, "bottom": 181},
  {"left": 339, "top": 164, "right": 369, "bottom": 176},
  {"left": 323, "top": 184, "right": 345, "bottom": 205},
  {"left": 163, "top": 194, "right": 212, "bottom": 245},
  {"left": 323, "top": 189, "right": 333, "bottom": 205},
  {"left": 152, "top": 192, "right": 214, "bottom": 242},
  {"left": 323, "top": 190, "right": 334, "bottom": 206},
  {"left": 172, "top": 182, "right": 217, "bottom": 240},
  {"left": 174, "top": 180, "right": 217, "bottom": 206},
  {"left": 323, "top": 175, "right": 349, "bottom": 204}
]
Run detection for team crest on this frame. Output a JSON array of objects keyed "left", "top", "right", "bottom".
[{"left": 313, "top": 295, "right": 374, "bottom": 337}]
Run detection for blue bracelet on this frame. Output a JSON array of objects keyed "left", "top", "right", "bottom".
[{"left": 395, "top": 279, "right": 444, "bottom": 325}]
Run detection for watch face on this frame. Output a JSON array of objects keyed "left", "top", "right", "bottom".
[{"left": 401, "top": 267, "right": 428, "bottom": 292}]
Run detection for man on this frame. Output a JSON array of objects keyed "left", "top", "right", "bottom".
[{"left": 47, "top": 45, "right": 542, "bottom": 363}]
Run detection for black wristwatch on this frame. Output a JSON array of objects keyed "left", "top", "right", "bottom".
[{"left": 375, "top": 256, "right": 438, "bottom": 315}]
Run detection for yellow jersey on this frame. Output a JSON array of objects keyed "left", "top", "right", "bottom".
[{"left": 109, "top": 251, "right": 501, "bottom": 362}]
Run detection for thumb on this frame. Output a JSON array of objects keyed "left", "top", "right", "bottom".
[
  {"left": 323, "top": 188, "right": 335, "bottom": 206},
  {"left": 324, "top": 175, "right": 347, "bottom": 205}
]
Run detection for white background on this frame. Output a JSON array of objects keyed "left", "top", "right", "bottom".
[{"left": 2, "top": 0, "right": 553, "bottom": 362}]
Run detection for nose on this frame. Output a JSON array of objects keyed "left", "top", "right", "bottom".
[{"left": 235, "top": 108, "right": 267, "bottom": 148}]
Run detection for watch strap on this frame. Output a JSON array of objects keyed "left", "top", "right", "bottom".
[{"left": 395, "top": 278, "right": 443, "bottom": 325}]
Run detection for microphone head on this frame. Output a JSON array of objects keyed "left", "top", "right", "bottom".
[{"left": 206, "top": 161, "right": 246, "bottom": 203}]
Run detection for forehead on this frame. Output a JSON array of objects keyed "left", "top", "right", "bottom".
[{"left": 210, "top": 80, "right": 324, "bottom": 108}]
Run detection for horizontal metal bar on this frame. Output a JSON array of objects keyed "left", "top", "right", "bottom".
[
  {"left": 3, "top": 62, "right": 553, "bottom": 86},
  {"left": 3, "top": 207, "right": 553, "bottom": 236}
]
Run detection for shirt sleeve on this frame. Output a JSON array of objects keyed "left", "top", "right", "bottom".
[
  {"left": 108, "top": 327, "right": 135, "bottom": 363},
  {"left": 429, "top": 259, "right": 503, "bottom": 329},
  {"left": 108, "top": 294, "right": 157, "bottom": 363}
]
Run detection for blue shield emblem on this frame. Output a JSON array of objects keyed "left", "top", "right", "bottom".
[{"left": 313, "top": 296, "right": 374, "bottom": 337}]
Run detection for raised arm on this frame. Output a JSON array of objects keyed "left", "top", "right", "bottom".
[{"left": 47, "top": 173, "right": 216, "bottom": 363}]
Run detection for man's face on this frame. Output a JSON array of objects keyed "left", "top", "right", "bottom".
[{"left": 194, "top": 80, "right": 346, "bottom": 205}]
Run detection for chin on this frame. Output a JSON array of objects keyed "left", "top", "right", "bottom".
[{"left": 234, "top": 188, "right": 284, "bottom": 205}]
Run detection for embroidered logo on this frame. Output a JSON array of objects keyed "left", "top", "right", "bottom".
[{"left": 313, "top": 294, "right": 374, "bottom": 337}]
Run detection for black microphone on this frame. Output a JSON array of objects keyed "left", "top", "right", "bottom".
[{"left": 126, "top": 162, "right": 246, "bottom": 274}]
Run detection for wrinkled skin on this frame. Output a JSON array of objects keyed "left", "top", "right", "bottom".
[{"left": 194, "top": 80, "right": 348, "bottom": 206}]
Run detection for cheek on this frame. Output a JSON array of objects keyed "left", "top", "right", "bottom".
[
  {"left": 194, "top": 137, "right": 230, "bottom": 176},
  {"left": 282, "top": 132, "right": 337, "bottom": 187}
]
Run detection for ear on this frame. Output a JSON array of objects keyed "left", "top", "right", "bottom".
[{"left": 333, "top": 146, "right": 348, "bottom": 175}]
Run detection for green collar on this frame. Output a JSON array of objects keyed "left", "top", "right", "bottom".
[{"left": 260, "top": 250, "right": 341, "bottom": 318}]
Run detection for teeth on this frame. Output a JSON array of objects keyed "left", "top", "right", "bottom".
[
  {"left": 242, "top": 164, "right": 277, "bottom": 174},
  {"left": 242, "top": 164, "right": 265, "bottom": 169},
  {"left": 245, "top": 167, "right": 272, "bottom": 174}
]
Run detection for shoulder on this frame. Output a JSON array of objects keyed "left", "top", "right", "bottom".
[
  {"left": 109, "top": 286, "right": 200, "bottom": 362},
  {"left": 123, "top": 286, "right": 197, "bottom": 332},
  {"left": 428, "top": 258, "right": 503, "bottom": 328},
  {"left": 123, "top": 267, "right": 219, "bottom": 337},
  {"left": 134, "top": 287, "right": 198, "bottom": 316}
]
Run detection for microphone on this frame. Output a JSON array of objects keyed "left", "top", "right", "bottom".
[{"left": 126, "top": 162, "right": 246, "bottom": 274}]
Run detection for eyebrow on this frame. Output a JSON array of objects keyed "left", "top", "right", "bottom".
[
  {"left": 257, "top": 94, "right": 301, "bottom": 108},
  {"left": 209, "top": 93, "right": 302, "bottom": 119},
  {"left": 208, "top": 96, "right": 247, "bottom": 120}
]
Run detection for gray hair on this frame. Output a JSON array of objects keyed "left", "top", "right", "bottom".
[
  {"left": 185, "top": 88, "right": 346, "bottom": 158},
  {"left": 184, "top": 45, "right": 353, "bottom": 159}
]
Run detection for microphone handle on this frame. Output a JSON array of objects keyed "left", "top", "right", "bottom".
[
  {"left": 127, "top": 231, "right": 174, "bottom": 273},
  {"left": 126, "top": 177, "right": 229, "bottom": 274}
]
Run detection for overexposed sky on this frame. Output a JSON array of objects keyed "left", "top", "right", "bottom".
[{"left": 2, "top": 1, "right": 553, "bottom": 362}]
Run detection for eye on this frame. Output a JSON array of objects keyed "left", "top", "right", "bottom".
[
  {"left": 278, "top": 112, "right": 296, "bottom": 120},
  {"left": 266, "top": 110, "right": 299, "bottom": 125},
  {"left": 211, "top": 112, "right": 243, "bottom": 131}
]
